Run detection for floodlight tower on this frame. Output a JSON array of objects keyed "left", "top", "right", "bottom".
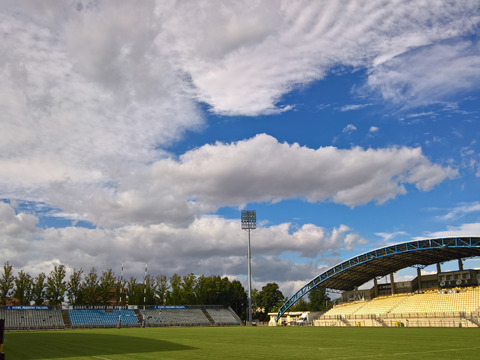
[{"left": 241, "top": 210, "right": 256, "bottom": 325}]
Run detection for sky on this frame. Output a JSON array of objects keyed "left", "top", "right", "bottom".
[{"left": 1, "top": 0, "right": 480, "bottom": 297}]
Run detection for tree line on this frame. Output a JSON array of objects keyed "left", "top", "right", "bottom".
[{"left": 0, "top": 262, "right": 333, "bottom": 321}]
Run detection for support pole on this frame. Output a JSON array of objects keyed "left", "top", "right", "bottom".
[
  {"left": 417, "top": 267, "right": 422, "bottom": 292},
  {"left": 390, "top": 273, "right": 395, "bottom": 296},
  {"left": 241, "top": 210, "right": 256, "bottom": 326},
  {"left": 247, "top": 229, "right": 252, "bottom": 325}
]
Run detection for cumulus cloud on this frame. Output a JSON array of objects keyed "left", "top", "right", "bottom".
[
  {"left": 0, "top": 1, "right": 203, "bottom": 195},
  {"left": 43, "top": 134, "right": 457, "bottom": 228},
  {"left": 0, "top": 1, "right": 476, "bottom": 295},
  {"left": 0, "top": 1, "right": 470, "bottom": 216},
  {"left": 0, "top": 201, "right": 359, "bottom": 294}
]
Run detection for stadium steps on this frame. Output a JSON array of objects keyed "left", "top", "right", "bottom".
[
  {"left": 227, "top": 307, "right": 242, "bottom": 325},
  {"left": 374, "top": 316, "right": 388, "bottom": 327},
  {"left": 339, "top": 316, "right": 352, "bottom": 327},
  {"left": 134, "top": 310, "right": 143, "bottom": 324},
  {"left": 460, "top": 313, "right": 480, "bottom": 327},
  {"left": 61, "top": 310, "right": 71, "bottom": 328},
  {"left": 386, "top": 293, "right": 415, "bottom": 314},
  {"left": 201, "top": 309, "right": 215, "bottom": 325}
]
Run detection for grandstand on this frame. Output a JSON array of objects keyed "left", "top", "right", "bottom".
[
  {"left": 275, "top": 237, "right": 480, "bottom": 327},
  {"left": 0, "top": 306, "right": 64, "bottom": 331},
  {"left": 0, "top": 305, "right": 241, "bottom": 331}
]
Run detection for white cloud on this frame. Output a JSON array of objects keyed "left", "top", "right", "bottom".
[
  {"left": 41, "top": 134, "right": 456, "bottom": 228},
  {"left": 368, "top": 41, "right": 480, "bottom": 107},
  {"left": 438, "top": 202, "right": 480, "bottom": 221},
  {"left": 0, "top": 1, "right": 203, "bottom": 194},
  {"left": 154, "top": 0, "right": 480, "bottom": 115},
  {"left": 0, "top": 201, "right": 357, "bottom": 293},
  {"left": 369, "top": 126, "right": 379, "bottom": 133},
  {"left": 339, "top": 104, "right": 371, "bottom": 112},
  {"left": 375, "top": 231, "right": 408, "bottom": 243},
  {"left": 342, "top": 124, "right": 357, "bottom": 134},
  {"left": 424, "top": 223, "right": 480, "bottom": 238}
]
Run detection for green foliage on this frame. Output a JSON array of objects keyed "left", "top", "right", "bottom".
[
  {"left": 0, "top": 262, "right": 14, "bottom": 305},
  {"left": 45, "top": 265, "right": 66, "bottom": 305},
  {"left": 308, "top": 287, "right": 332, "bottom": 311},
  {"left": 83, "top": 267, "right": 99, "bottom": 305},
  {"left": 98, "top": 269, "right": 116, "bottom": 305},
  {"left": 255, "top": 282, "right": 285, "bottom": 321},
  {"left": 31, "top": 273, "right": 46, "bottom": 305},
  {"left": 13, "top": 270, "right": 33, "bottom": 305},
  {"left": 67, "top": 268, "right": 84, "bottom": 305},
  {"left": 154, "top": 274, "right": 169, "bottom": 305}
]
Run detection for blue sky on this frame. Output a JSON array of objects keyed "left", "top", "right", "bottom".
[{"left": 1, "top": 1, "right": 480, "bottom": 296}]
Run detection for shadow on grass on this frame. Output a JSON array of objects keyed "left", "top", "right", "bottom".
[{"left": 5, "top": 331, "right": 196, "bottom": 359}]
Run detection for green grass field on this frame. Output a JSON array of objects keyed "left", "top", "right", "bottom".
[{"left": 4, "top": 326, "right": 480, "bottom": 360}]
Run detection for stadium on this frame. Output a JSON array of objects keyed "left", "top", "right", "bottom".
[
  {"left": 274, "top": 236, "right": 480, "bottom": 328},
  {"left": 2, "top": 236, "right": 480, "bottom": 359}
]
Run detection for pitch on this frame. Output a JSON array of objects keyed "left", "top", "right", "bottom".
[{"left": 5, "top": 326, "right": 480, "bottom": 359}]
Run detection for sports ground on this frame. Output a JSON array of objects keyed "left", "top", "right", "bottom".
[{"left": 5, "top": 326, "right": 480, "bottom": 359}]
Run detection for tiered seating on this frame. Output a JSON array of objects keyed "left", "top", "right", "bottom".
[
  {"left": 68, "top": 309, "right": 139, "bottom": 328},
  {"left": 205, "top": 308, "right": 241, "bottom": 325},
  {"left": 322, "top": 301, "right": 367, "bottom": 316},
  {"left": 390, "top": 287, "right": 480, "bottom": 315},
  {"left": 3, "top": 309, "right": 64, "bottom": 330},
  {"left": 354, "top": 294, "right": 409, "bottom": 316},
  {"left": 143, "top": 309, "right": 211, "bottom": 326}
]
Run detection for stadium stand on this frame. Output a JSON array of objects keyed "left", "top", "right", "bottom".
[
  {"left": 313, "top": 286, "right": 480, "bottom": 327},
  {"left": 0, "top": 307, "right": 64, "bottom": 330},
  {"left": 0, "top": 305, "right": 241, "bottom": 330},
  {"left": 142, "top": 308, "right": 211, "bottom": 327},
  {"left": 205, "top": 308, "right": 242, "bottom": 326},
  {"left": 276, "top": 237, "right": 480, "bottom": 328},
  {"left": 68, "top": 308, "right": 139, "bottom": 328}
]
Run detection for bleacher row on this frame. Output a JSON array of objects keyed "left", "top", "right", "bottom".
[
  {"left": 0, "top": 307, "right": 241, "bottom": 330},
  {"left": 315, "top": 287, "right": 480, "bottom": 327}
]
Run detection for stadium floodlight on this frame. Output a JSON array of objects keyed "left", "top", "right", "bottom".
[{"left": 241, "top": 210, "right": 256, "bottom": 325}]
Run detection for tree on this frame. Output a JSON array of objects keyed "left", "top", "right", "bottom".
[
  {"left": 289, "top": 297, "right": 309, "bottom": 312},
  {"left": 154, "top": 274, "right": 169, "bottom": 305},
  {"left": 166, "top": 273, "right": 182, "bottom": 305},
  {"left": 83, "top": 267, "right": 99, "bottom": 305},
  {"left": 180, "top": 273, "right": 197, "bottom": 304},
  {"left": 256, "top": 283, "right": 285, "bottom": 321},
  {"left": 14, "top": 270, "right": 33, "bottom": 305},
  {"left": 0, "top": 262, "right": 15, "bottom": 305},
  {"left": 98, "top": 269, "right": 116, "bottom": 305},
  {"left": 67, "top": 268, "right": 84, "bottom": 305},
  {"left": 143, "top": 275, "right": 157, "bottom": 305},
  {"left": 32, "top": 272, "right": 46, "bottom": 305},
  {"left": 308, "top": 287, "right": 331, "bottom": 312},
  {"left": 114, "top": 276, "right": 126, "bottom": 305},
  {"left": 45, "top": 265, "right": 67, "bottom": 305},
  {"left": 229, "top": 280, "right": 247, "bottom": 320},
  {"left": 126, "top": 277, "right": 143, "bottom": 305}
]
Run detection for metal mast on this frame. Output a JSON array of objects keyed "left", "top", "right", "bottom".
[{"left": 241, "top": 210, "right": 256, "bottom": 325}]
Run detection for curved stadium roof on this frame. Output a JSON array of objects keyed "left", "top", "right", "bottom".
[{"left": 276, "top": 237, "right": 480, "bottom": 321}]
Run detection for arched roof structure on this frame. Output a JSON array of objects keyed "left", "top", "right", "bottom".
[{"left": 276, "top": 237, "right": 480, "bottom": 321}]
